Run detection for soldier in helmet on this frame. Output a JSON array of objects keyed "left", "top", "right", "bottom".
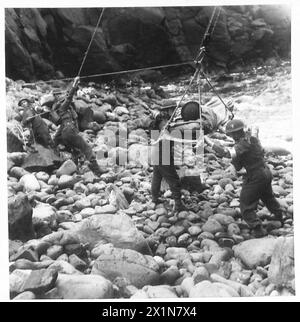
[
  {"left": 19, "top": 97, "right": 54, "bottom": 149},
  {"left": 51, "top": 77, "right": 106, "bottom": 176},
  {"left": 205, "top": 119, "right": 283, "bottom": 238}
]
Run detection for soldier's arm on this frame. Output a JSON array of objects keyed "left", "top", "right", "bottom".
[
  {"left": 204, "top": 136, "right": 233, "bottom": 158},
  {"left": 60, "top": 77, "right": 80, "bottom": 110}
]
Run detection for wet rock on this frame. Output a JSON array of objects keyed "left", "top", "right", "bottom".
[
  {"left": 69, "top": 254, "right": 88, "bottom": 271},
  {"left": 80, "top": 208, "right": 96, "bottom": 218},
  {"left": 9, "top": 167, "right": 29, "bottom": 179},
  {"left": 131, "top": 285, "right": 178, "bottom": 299},
  {"left": 202, "top": 219, "right": 224, "bottom": 234},
  {"left": 188, "top": 225, "right": 202, "bottom": 236},
  {"left": 210, "top": 273, "right": 253, "bottom": 297},
  {"left": 46, "top": 245, "right": 64, "bottom": 260},
  {"left": 44, "top": 274, "right": 113, "bottom": 299},
  {"left": 20, "top": 173, "right": 41, "bottom": 192},
  {"left": 56, "top": 160, "right": 77, "bottom": 177},
  {"left": 51, "top": 213, "right": 153, "bottom": 255},
  {"left": 10, "top": 269, "right": 32, "bottom": 296},
  {"left": 20, "top": 268, "right": 58, "bottom": 294},
  {"left": 227, "top": 223, "right": 241, "bottom": 236},
  {"left": 12, "top": 259, "right": 54, "bottom": 271},
  {"left": 91, "top": 245, "right": 160, "bottom": 288},
  {"left": 32, "top": 202, "right": 57, "bottom": 229},
  {"left": 268, "top": 236, "right": 294, "bottom": 290},
  {"left": 95, "top": 204, "right": 117, "bottom": 214},
  {"left": 13, "top": 291, "right": 36, "bottom": 300},
  {"left": 180, "top": 276, "right": 195, "bottom": 296},
  {"left": 8, "top": 192, "right": 35, "bottom": 241},
  {"left": 10, "top": 246, "right": 39, "bottom": 262},
  {"left": 189, "top": 280, "right": 239, "bottom": 298},
  {"left": 165, "top": 247, "right": 190, "bottom": 261},
  {"left": 192, "top": 266, "right": 210, "bottom": 284},
  {"left": 233, "top": 237, "right": 277, "bottom": 269},
  {"left": 160, "top": 266, "right": 181, "bottom": 285},
  {"left": 211, "top": 213, "right": 235, "bottom": 226},
  {"left": 58, "top": 175, "right": 81, "bottom": 189},
  {"left": 48, "top": 260, "right": 83, "bottom": 275}
]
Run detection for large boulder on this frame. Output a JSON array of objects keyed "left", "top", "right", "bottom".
[
  {"left": 42, "top": 213, "right": 152, "bottom": 255},
  {"left": 268, "top": 237, "right": 294, "bottom": 290},
  {"left": 44, "top": 274, "right": 114, "bottom": 299},
  {"left": 8, "top": 192, "right": 35, "bottom": 241},
  {"left": 233, "top": 237, "right": 277, "bottom": 269},
  {"left": 22, "top": 144, "right": 61, "bottom": 172},
  {"left": 10, "top": 268, "right": 58, "bottom": 296},
  {"left": 91, "top": 244, "right": 160, "bottom": 288},
  {"left": 189, "top": 280, "right": 240, "bottom": 298}
]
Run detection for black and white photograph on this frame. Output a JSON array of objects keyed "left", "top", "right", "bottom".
[{"left": 1, "top": 0, "right": 298, "bottom": 303}]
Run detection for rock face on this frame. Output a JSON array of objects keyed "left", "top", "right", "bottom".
[
  {"left": 5, "top": 5, "right": 290, "bottom": 80},
  {"left": 91, "top": 245, "right": 160, "bottom": 288},
  {"left": 8, "top": 192, "right": 35, "bottom": 241},
  {"left": 268, "top": 237, "right": 294, "bottom": 290},
  {"left": 233, "top": 238, "right": 277, "bottom": 269}
]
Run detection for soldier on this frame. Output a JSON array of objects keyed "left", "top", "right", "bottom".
[
  {"left": 205, "top": 119, "right": 283, "bottom": 238},
  {"left": 51, "top": 77, "right": 105, "bottom": 176},
  {"left": 19, "top": 97, "right": 53, "bottom": 149},
  {"left": 150, "top": 110, "right": 187, "bottom": 212}
]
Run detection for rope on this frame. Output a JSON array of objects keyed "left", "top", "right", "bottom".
[
  {"left": 200, "top": 70, "right": 234, "bottom": 119},
  {"left": 77, "top": 8, "right": 105, "bottom": 77},
  {"left": 199, "top": 6, "right": 217, "bottom": 49},
  {"left": 210, "top": 7, "right": 222, "bottom": 37},
  {"left": 22, "top": 61, "right": 192, "bottom": 86}
]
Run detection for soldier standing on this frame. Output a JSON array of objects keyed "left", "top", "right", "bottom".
[
  {"left": 205, "top": 119, "right": 283, "bottom": 238},
  {"left": 51, "top": 77, "right": 105, "bottom": 176}
]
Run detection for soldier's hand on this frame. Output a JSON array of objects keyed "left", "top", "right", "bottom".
[{"left": 73, "top": 76, "right": 80, "bottom": 87}]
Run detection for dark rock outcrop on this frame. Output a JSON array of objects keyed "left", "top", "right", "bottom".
[{"left": 5, "top": 5, "right": 290, "bottom": 81}]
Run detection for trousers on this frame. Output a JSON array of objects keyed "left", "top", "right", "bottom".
[
  {"left": 32, "top": 117, "right": 53, "bottom": 148},
  {"left": 54, "top": 122, "right": 94, "bottom": 161},
  {"left": 240, "top": 165, "right": 282, "bottom": 228},
  {"left": 151, "top": 165, "right": 181, "bottom": 202}
]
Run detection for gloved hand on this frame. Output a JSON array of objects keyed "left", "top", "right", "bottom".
[{"left": 73, "top": 76, "right": 80, "bottom": 87}]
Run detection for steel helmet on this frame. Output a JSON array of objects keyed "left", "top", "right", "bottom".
[
  {"left": 225, "top": 119, "right": 245, "bottom": 134},
  {"left": 18, "top": 97, "right": 32, "bottom": 106},
  {"left": 181, "top": 101, "right": 200, "bottom": 121}
]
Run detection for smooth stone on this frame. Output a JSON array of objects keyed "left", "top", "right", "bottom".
[
  {"left": 44, "top": 274, "right": 113, "bottom": 299},
  {"left": 202, "top": 219, "right": 224, "bottom": 234},
  {"left": 233, "top": 237, "right": 277, "bottom": 269}
]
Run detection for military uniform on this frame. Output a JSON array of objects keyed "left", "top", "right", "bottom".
[
  {"left": 21, "top": 106, "right": 53, "bottom": 148},
  {"left": 232, "top": 136, "right": 282, "bottom": 228},
  {"left": 52, "top": 81, "right": 103, "bottom": 175},
  {"left": 150, "top": 114, "right": 184, "bottom": 210}
]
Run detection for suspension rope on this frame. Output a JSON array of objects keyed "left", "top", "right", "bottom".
[
  {"left": 77, "top": 8, "right": 105, "bottom": 77},
  {"left": 22, "top": 61, "right": 193, "bottom": 87},
  {"left": 199, "top": 6, "right": 217, "bottom": 49},
  {"left": 209, "top": 6, "right": 222, "bottom": 37},
  {"left": 200, "top": 70, "right": 234, "bottom": 118}
]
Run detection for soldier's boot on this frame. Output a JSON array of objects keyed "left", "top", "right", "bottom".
[
  {"left": 272, "top": 210, "right": 284, "bottom": 223},
  {"left": 152, "top": 197, "right": 164, "bottom": 205},
  {"left": 173, "top": 199, "right": 188, "bottom": 213},
  {"left": 252, "top": 224, "right": 268, "bottom": 238}
]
